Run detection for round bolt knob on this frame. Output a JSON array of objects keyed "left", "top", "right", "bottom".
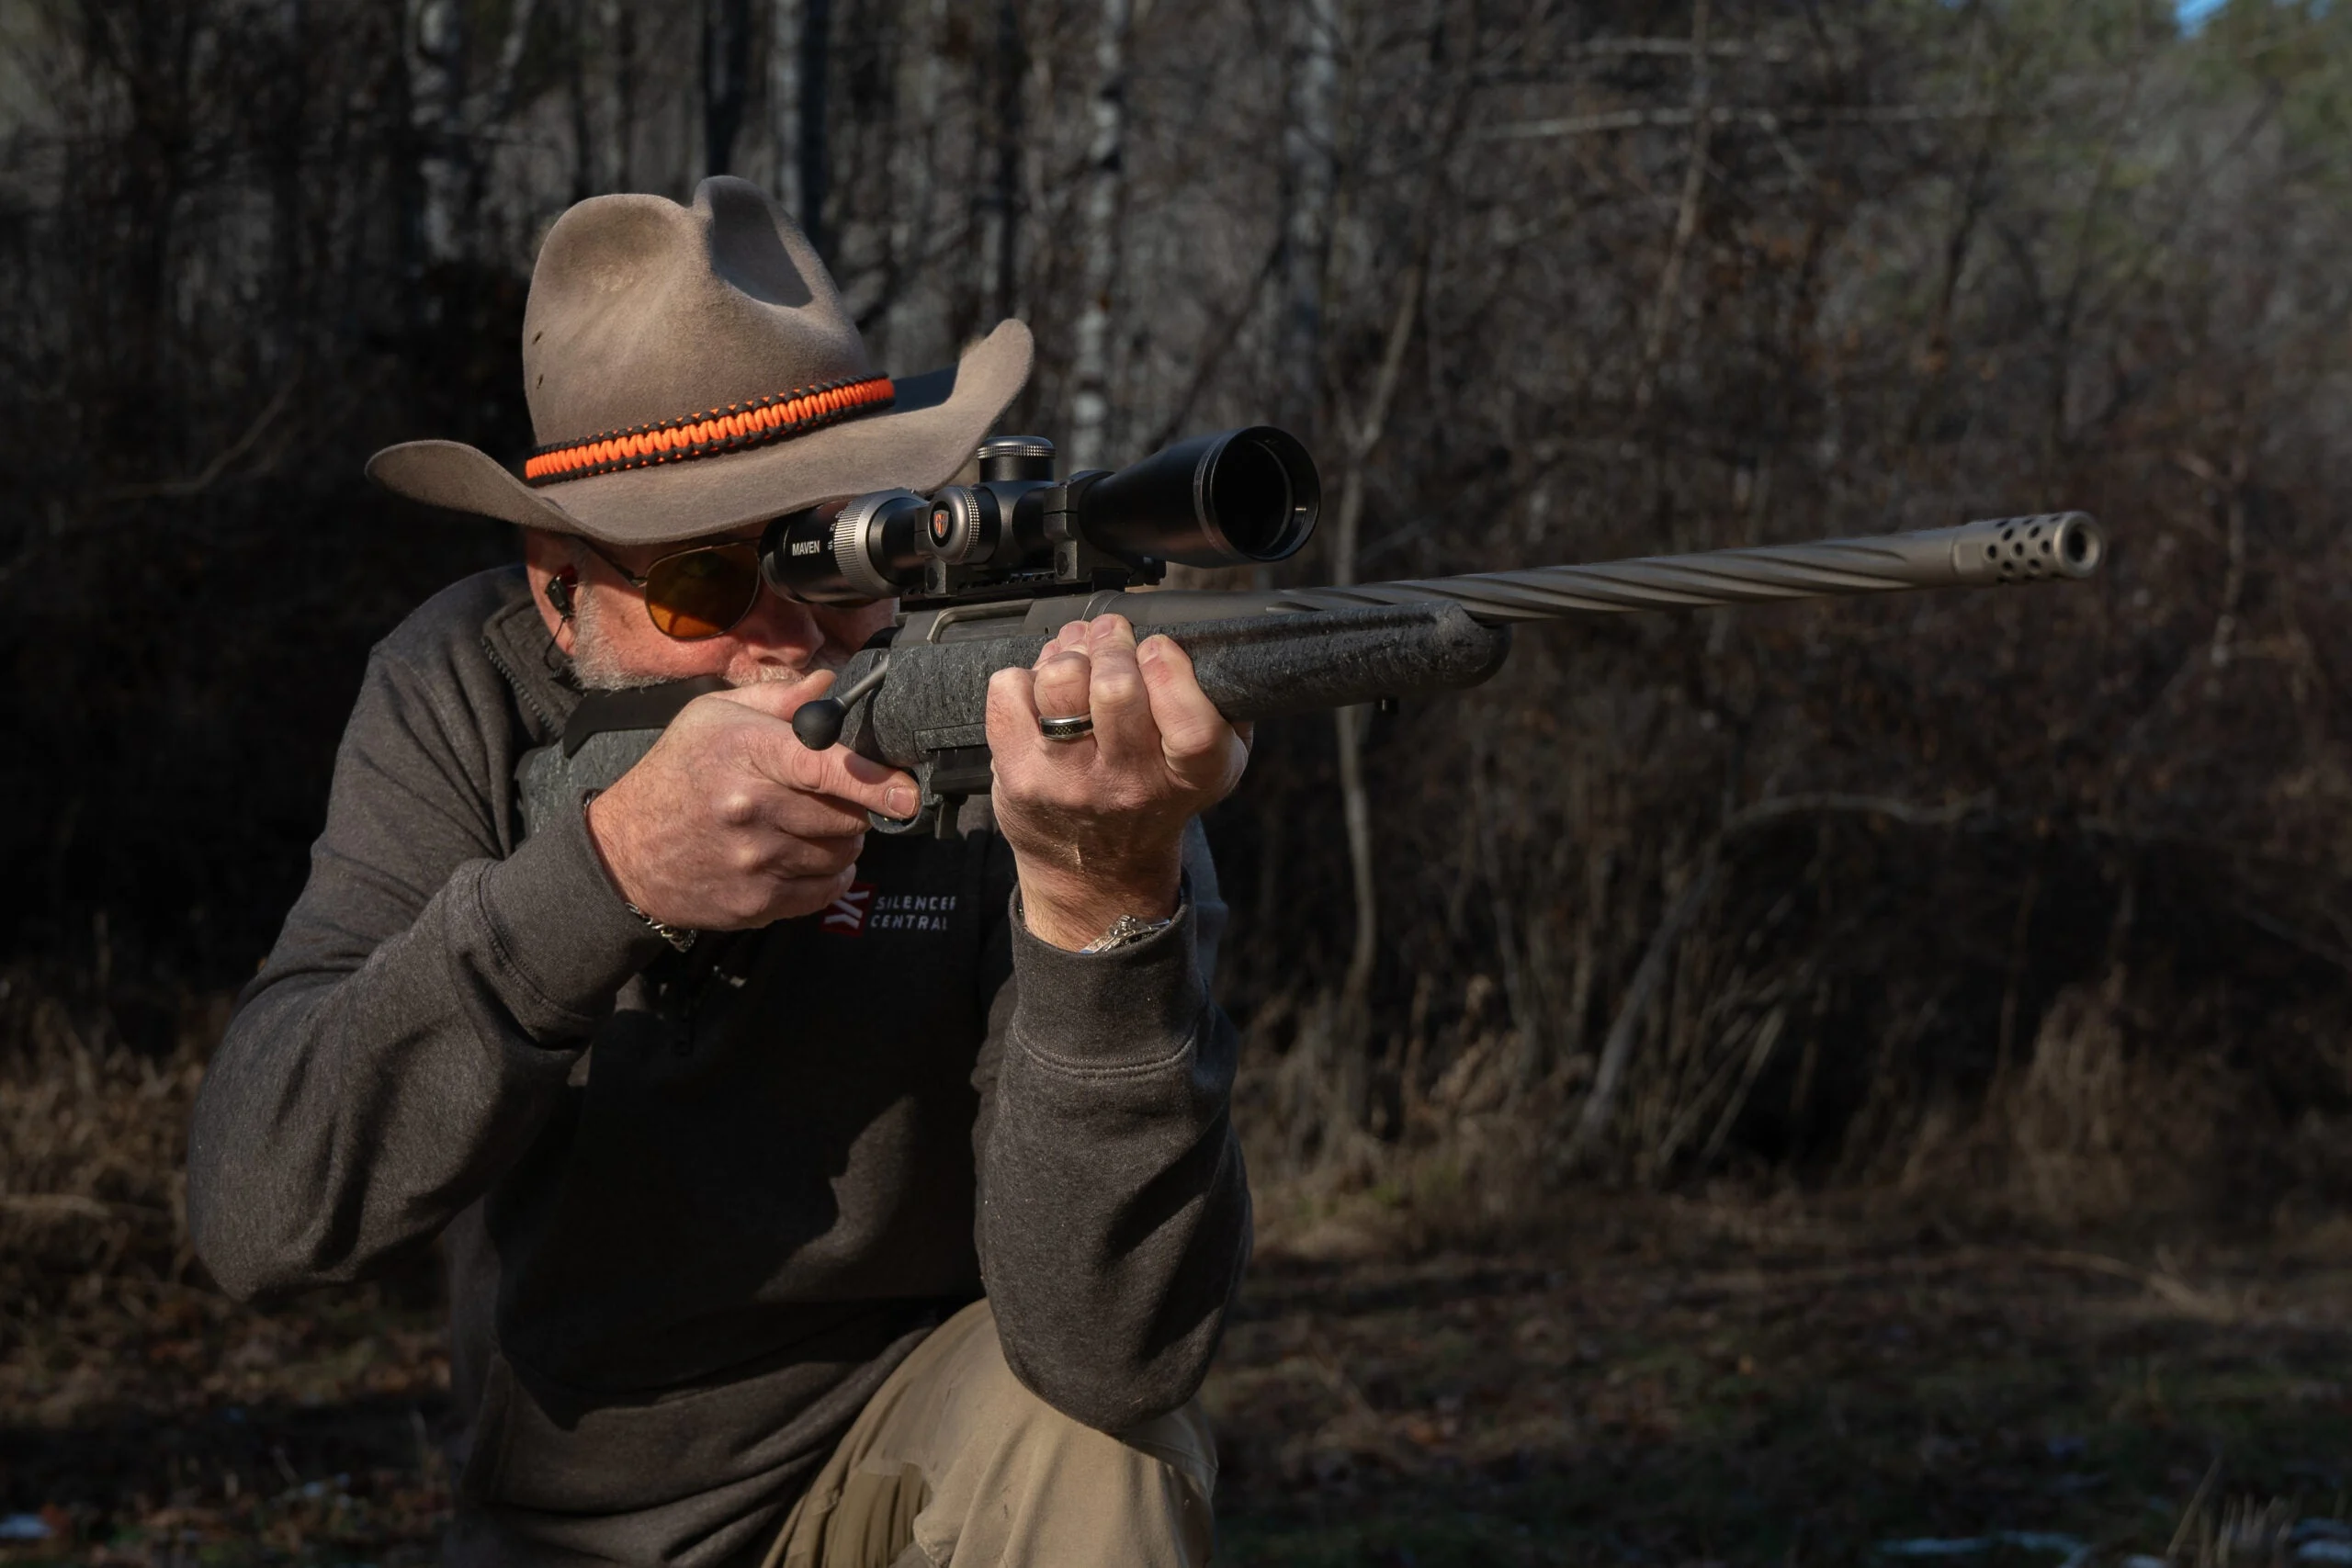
[{"left": 792, "top": 697, "right": 847, "bottom": 751}]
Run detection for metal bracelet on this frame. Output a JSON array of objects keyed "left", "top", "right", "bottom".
[
  {"left": 625, "top": 900, "right": 698, "bottom": 953},
  {"left": 1080, "top": 912, "right": 1175, "bottom": 953}
]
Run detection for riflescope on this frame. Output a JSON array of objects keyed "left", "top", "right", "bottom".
[{"left": 761, "top": 426, "right": 1320, "bottom": 606}]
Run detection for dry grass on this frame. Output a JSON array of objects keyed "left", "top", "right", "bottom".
[
  {"left": 0, "top": 968, "right": 213, "bottom": 1324},
  {"left": 3, "top": 966, "right": 2348, "bottom": 1564}
]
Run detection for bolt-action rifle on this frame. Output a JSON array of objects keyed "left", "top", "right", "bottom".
[{"left": 756, "top": 430, "right": 2106, "bottom": 835}]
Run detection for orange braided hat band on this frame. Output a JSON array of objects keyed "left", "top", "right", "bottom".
[{"left": 524, "top": 375, "right": 897, "bottom": 484}]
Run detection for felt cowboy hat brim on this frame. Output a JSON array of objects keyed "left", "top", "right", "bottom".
[
  {"left": 366, "top": 320, "right": 1033, "bottom": 547},
  {"left": 364, "top": 178, "right": 1034, "bottom": 547}
]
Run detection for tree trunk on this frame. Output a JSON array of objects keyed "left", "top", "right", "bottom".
[
  {"left": 704, "top": 0, "right": 753, "bottom": 178},
  {"left": 797, "top": 0, "right": 831, "bottom": 251},
  {"left": 1279, "top": 0, "right": 1338, "bottom": 436},
  {"left": 1330, "top": 260, "right": 1423, "bottom": 1027},
  {"left": 1633, "top": 0, "right": 1712, "bottom": 414},
  {"left": 768, "top": 0, "right": 799, "bottom": 213},
  {"left": 1065, "top": 0, "right": 1131, "bottom": 470},
  {"left": 566, "top": 0, "right": 593, "bottom": 199},
  {"left": 982, "top": 0, "right": 1025, "bottom": 324},
  {"left": 600, "top": 0, "right": 633, "bottom": 191},
  {"left": 483, "top": 0, "right": 538, "bottom": 127},
  {"left": 883, "top": 0, "right": 948, "bottom": 351},
  {"left": 405, "top": 0, "right": 468, "bottom": 267},
  {"left": 1563, "top": 856, "right": 1723, "bottom": 1171}
]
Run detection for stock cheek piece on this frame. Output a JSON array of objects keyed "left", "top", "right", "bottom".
[{"left": 523, "top": 375, "right": 898, "bottom": 484}]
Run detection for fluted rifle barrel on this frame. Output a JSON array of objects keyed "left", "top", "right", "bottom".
[
  {"left": 1253, "top": 512, "right": 2105, "bottom": 625},
  {"left": 820, "top": 510, "right": 2107, "bottom": 830}
]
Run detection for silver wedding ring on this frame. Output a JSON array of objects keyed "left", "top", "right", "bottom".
[{"left": 1038, "top": 712, "right": 1095, "bottom": 742}]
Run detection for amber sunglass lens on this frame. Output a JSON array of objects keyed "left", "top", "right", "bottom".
[{"left": 644, "top": 544, "right": 761, "bottom": 639}]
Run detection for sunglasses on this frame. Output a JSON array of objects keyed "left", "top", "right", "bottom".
[{"left": 580, "top": 537, "right": 766, "bottom": 640}]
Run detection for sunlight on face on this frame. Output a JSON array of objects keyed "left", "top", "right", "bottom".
[{"left": 526, "top": 527, "right": 896, "bottom": 692}]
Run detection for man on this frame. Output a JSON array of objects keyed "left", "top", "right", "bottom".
[{"left": 187, "top": 177, "right": 1251, "bottom": 1568}]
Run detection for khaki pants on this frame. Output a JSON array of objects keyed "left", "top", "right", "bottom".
[{"left": 763, "top": 1301, "right": 1217, "bottom": 1568}]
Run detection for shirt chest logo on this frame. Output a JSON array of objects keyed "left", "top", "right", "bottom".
[
  {"left": 821, "top": 885, "right": 875, "bottom": 933},
  {"left": 821, "top": 883, "right": 959, "bottom": 936}
]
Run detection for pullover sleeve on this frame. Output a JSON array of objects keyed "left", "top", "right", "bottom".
[
  {"left": 972, "top": 824, "right": 1252, "bottom": 1432},
  {"left": 187, "top": 646, "right": 666, "bottom": 1301}
]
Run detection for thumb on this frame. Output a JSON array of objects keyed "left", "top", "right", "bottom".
[{"left": 706, "top": 669, "right": 835, "bottom": 721}]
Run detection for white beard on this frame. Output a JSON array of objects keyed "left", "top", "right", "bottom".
[{"left": 566, "top": 591, "right": 669, "bottom": 692}]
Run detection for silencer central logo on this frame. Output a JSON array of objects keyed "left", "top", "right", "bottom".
[{"left": 821, "top": 884, "right": 957, "bottom": 935}]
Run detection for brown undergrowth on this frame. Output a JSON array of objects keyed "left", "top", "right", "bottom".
[
  {"left": 1233, "top": 959, "right": 2352, "bottom": 1258},
  {"left": 3, "top": 969, "right": 2348, "bottom": 1565}
]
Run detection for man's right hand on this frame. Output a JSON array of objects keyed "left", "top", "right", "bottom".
[{"left": 584, "top": 673, "right": 921, "bottom": 931}]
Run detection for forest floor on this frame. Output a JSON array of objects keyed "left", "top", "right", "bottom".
[{"left": 0, "top": 1193, "right": 2346, "bottom": 1568}]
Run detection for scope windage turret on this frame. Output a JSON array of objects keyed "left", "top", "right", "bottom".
[{"left": 760, "top": 426, "right": 1320, "bottom": 605}]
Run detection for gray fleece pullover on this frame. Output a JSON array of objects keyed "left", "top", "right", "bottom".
[{"left": 185, "top": 567, "right": 1251, "bottom": 1568}]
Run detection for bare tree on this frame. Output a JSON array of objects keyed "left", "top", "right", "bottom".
[
  {"left": 1065, "top": 0, "right": 1133, "bottom": 470},
  {"left": 769, "top": 0, "right": 803, "bottom": 216},
  {"left": 1329, "top": 259, "right": 1422, "bottom": 1024},
  {"left": 406, "top": 0, "right": 469, "bottom": 265},
  {"left": 796, "top": 0, "right": 831, "bottom": 250},
  {"left": 598, "top": 0, "right": 636, "bottom": 190},
  {"left": 1278, "top": 0, "right": 1338, "bottom": 437},
  {"left": 985, "top": 0, "right": 1025, "bottom": 325},
  {"left": 704, "top": 0, "right": 753, "bottom": 177}
]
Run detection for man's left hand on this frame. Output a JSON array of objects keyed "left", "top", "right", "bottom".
[{"left": 986, "top": 615, "right": 1249, "bottom": 951}]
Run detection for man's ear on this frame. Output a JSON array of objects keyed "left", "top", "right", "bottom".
[{"left": 521, "top": 528, "right": 581, "bottom": 654}]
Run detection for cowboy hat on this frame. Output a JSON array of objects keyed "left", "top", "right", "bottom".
[{"left": 366, "top": 176, "right": 1033, "bottom": 547}]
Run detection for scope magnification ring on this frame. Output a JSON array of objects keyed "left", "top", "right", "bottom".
[{"left": 831, "top": 491, "right": 919, "bottom": 601}]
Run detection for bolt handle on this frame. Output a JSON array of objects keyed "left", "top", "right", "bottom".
[
  {"left": 790, "top": 656, "right": 892, "bottom": 754},
  {"left": 792, "top": 698, "right": 847, "bottom": 751}
]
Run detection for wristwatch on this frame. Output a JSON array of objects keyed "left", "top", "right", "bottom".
[{"left": 1080, "top": 912, "right": 1176, "bottom": 954}]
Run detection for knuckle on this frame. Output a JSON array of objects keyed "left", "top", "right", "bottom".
[
  {"left": 1163, "top": 717, "right": 1220, "bottom": 756},
  {"left": 1091, "top": 669, "right": 1144, "bottom": 707}
]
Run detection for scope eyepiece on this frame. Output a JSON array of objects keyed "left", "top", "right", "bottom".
[{"left": 761, "top": 489, "right": 931, "bottom": 605}]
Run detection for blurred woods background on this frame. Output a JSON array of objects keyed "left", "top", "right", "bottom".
[{"left": 5, "top": 0, "right": 2352, "bottom": 1314}]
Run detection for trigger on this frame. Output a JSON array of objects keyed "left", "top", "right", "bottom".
[{"left": 868, "top": 800, "right": 937, "bottom": 837}]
